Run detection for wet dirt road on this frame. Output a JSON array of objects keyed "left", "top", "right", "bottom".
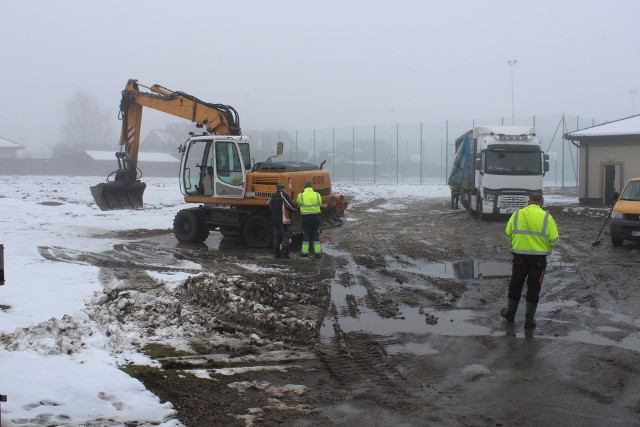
[
  {"left": 319, "top": 192, "right": 640, "bottom": 426},
  {"left": 40, "top": 191, "right": 640, "bottom": 426}
]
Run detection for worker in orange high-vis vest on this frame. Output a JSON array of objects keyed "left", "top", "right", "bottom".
[
  {"left": 296, "top": 181, "right": 322, "bottom": 258},
  {"left": 501, "top": 192, "right": 559, "bottom": 329}
]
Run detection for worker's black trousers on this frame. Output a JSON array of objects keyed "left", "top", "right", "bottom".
[
  {"left": 508, "top": 254, "right": 547, "bottom": 304},
  {"left": 301, "top": 214, "right": 321, "bottom": 252},
  {"left": 272, "top": 224, "right": 290, "bottom": 251}
]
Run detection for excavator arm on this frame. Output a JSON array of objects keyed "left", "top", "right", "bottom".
[{"left": 91, "top": 79, "right": 241, "bottom": 210}]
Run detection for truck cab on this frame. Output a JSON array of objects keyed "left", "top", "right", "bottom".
[
  {"left": 451, "top": 126, "right": 549, "bottom": 218},
  {"left": 474, "top": 126, "right": 548, "bottom": 216}
]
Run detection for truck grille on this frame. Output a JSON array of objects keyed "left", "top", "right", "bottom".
[
  {"left": 500, "top": 195, "right": 528, "bottom": 210},
  {"left": 624, "top": 213, "right": 640, "bottom": 221}
]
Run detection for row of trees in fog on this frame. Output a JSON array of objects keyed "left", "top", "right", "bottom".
[{"left": 51, "top": 92, "right": 116, "bottom": 158}]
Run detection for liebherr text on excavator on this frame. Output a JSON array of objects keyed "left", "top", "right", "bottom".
[{"left": 91, "top": 79, "right": 347, "bottom": 247}]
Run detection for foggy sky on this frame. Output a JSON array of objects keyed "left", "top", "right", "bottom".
[{"left": 2, "top": 0, "right": 639, "bottom": 156}]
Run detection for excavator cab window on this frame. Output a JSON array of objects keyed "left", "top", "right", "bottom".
[
  {"left": 215, "top": 141, "right": 244, "bottom": 187},
  {"left": 181, "top": 140, "right": 210, "bottom": 196},
  {"left": 239, "top": 142, "right": 252, "bottom": 171},
  {"left": 215, "top": 144, "right": 231, "bottom": 177}
]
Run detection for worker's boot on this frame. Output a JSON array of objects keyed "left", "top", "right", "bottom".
[
  {"left": 524, "top": 302, "right": 538, "bottom": 329},
  {"left": 500, "top": 298, "right": 519, "bottom": 323}
]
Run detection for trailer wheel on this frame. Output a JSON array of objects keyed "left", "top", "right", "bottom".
[
  {"left": 173, "top": 209, "right": 208, "bottom": 243},
  {"left": 242, "top": 215, "right": 272, "bottom": 248}
]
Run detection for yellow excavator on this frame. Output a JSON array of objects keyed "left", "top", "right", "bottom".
[{"left": 91, "top": 79, "right": 347, "bottom": 247}]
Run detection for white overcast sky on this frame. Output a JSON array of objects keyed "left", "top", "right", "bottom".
[{"left": 2, "top": 0, "right": 639, "bottom": 154}]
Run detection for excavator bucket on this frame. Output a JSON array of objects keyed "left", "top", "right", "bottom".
[{"left": 90, "top": 180, "right": 146, "bottom": 211}]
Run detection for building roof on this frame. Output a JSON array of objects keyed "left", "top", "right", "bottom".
[
  {"left": 0, "top": 136, "right": 25, "bottom": 149},
  {"left": 564, "top": 114, "right": 640, "bottom": 140},
  {"left": 84, "top": 151, "right": 180, "bottom": 162}
]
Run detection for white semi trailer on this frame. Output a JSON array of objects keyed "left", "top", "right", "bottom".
[{"left": 448, "top": 126, "right": 549, "bottom": 218}]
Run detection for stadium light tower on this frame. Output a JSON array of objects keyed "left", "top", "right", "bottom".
[{"left": 507, "top": 60, "right": 518, "bottom": 125}]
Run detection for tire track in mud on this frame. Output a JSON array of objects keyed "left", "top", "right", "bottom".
[
  {"left": 37, "top": 243, "right": 270, "bottom": 277},
  {"left": 38, "top": 245, "right": 204, "bottom": 274},
  {"left": 315, "top": 320, "right": 409, "bottom": 397},
  {"left": 314, "top": 249, "right": 422, "bottom": 399}
]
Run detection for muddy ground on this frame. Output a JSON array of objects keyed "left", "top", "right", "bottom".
[{"left": 39, "top": 190, "right": 640, "bottom": 426}]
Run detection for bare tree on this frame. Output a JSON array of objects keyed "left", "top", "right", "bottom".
[{"left": 52, "top": 91, "right": 116, "bottom": 158}]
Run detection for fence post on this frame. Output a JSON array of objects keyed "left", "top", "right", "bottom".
[
  {"left": 396, "top": 123, "right": 399, "bottom": 184},
  {"left": 373, "top": 126, "right": 376, "bottom": 184},
  {"left": 445, "top": 121, "right": 449, "bottom": 183},
  {"left": 0, "top": 393, "right": 7, "bottom": 424},
  {"left": 0, "top": 244, "right": 4, "bottom": 286},
  {"left": 352, "top": 126, "right": 355, "bottom": 183},
  {"left": 332, "top": 128, "right": 335, "bottom": 175},
  {"left": 420, "top": 122, "right": 423, "bottom": 185}
]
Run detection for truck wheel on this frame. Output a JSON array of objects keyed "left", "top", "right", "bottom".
[
  {"left": 242, "top": 215, "right": 272, "bottom": 248},
  {"left": 611, "top": 236, "right": 623, "bottom": 247},
  {"left": 173, "top": 209, "right": 208, "bottom": 243},
  {"left": 477, "top": 198, "right": 484, "bottom": 220}
]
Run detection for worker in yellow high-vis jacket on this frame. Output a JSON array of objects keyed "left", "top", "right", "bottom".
[
  {"left": 501, "top": 193, "right": 559, "bottom": 329},
  {"left": 296, "top": 181, "right": 322, "bottom": 258}
]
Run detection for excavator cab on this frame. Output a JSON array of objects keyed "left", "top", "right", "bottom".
[{"left": 180, "top": 135, "right": 248, "bottom": 199}]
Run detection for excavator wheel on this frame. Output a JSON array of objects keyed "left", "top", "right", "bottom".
[
  {"left": 242, "top": 214, "right": 272, "bottom": 248},
  {"left": 173, "top": 208, "right": 209, "bottom": 243}
]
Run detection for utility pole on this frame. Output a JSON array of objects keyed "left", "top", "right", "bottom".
[
  {"left": 507, "top": 60, "right": 518, "bottom": 125},
  {"left": 244, "top": 94, "right": 249, "bottom": 129}
]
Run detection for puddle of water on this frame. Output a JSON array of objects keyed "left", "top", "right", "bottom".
[
  {"left": 619, "top": 333, "right": 640, "bottom": 352},
  {"left": 321, "top": 298, "right": 491, "bottom": 342},
  {"left": 324, "top": 246, "right": 640, "bottom": 355},
  {"left": 392, "top": 259, "right": 512, "bottom": 280},
  {"left": 386, "top": 342, "right": 439, "bottom": 355},
  {"left": 330, "top": 403, "right": 365, "bottom": 416},
  {"left": 341, "top": 306, "right": 486, "bottom": 335},
  {"left": 597, "top": 325, "right": 624, "bottom": 333},
  {"left": 322, "top": 247, "right": 493, "bottom": 351},
  {"left": 548, "top": 330, "right": 640, "bottom": 352},
  {"left": 538, "top": 300, "right": 580, "bottom": 311}
]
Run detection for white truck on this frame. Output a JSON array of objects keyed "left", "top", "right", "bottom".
[{"left": 448, "top": 126, "right": 549, "bottom": 218}]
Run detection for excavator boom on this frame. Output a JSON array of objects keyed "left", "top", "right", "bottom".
[{"left": 91, "top": 79, "right": 240, "bottom": 210}]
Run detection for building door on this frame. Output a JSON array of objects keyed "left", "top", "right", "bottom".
[{"left": 603, "top": 164, "right": 621, "bottom": 205}]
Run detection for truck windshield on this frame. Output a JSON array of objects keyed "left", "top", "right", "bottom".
[
  {"left": 621, "top": 180, "right": 640, "bottom": 201},
  {"left": 485, "top": 148, "right": 541, "bottom": 175}
]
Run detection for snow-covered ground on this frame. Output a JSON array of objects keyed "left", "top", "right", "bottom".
[{"left": 0, "top": 176, "right": 578, "bottom": 426}]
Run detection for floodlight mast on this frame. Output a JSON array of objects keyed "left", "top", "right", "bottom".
[{"left": 507, "top": 60, "right": 518, "bottom": 125}]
